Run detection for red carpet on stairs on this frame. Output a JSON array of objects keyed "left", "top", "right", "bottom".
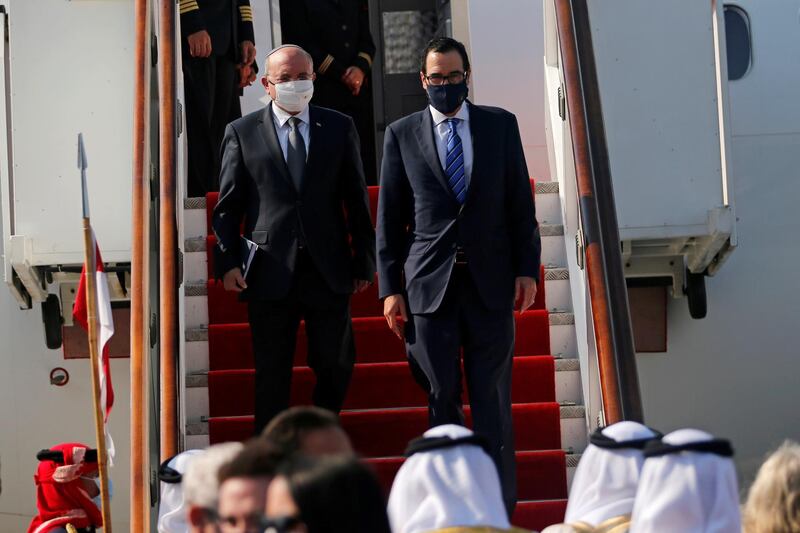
[{"left": 202, "top": 183, "right": 568, "bottom": 529}]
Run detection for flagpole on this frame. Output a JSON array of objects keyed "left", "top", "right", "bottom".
[{"left": 78, "top": 134, "right": 113, "bottom": 532}]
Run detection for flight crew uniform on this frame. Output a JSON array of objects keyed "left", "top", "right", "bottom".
[
  {"left": 280, "top": 0, "right": 378, "bottom": 183},
  {"left": 180, "top": 0, "right": 255, "bottom": 197}
]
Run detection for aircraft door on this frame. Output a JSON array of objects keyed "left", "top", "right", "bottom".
[{"left": 369, "top": 0, "right": 450, "bottom": 177}]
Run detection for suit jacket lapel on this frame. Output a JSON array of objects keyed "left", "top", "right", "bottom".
[
  {"left": 416, "top": 109, "right": 458, "bottom": 202},
  {"left": 303, "top": 106, "right": 324, "bottom": 195},
  {"left": 257, "top": 103, "right": 294, "bottom": 189},
  {"left": 465, "top": 101, "right": 484, "bottom": 205}
]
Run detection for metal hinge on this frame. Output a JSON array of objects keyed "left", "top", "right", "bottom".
[
  {"left": 177, "top": 99, "right": 183, "bottom": 138},
  {"left": 576, "top": 232, "right": 585, "bottom": 270},
  {"left": 558, "top": 86, "right": 566, "bottom": 121},
  {"left": 177, "top": 249, "right": 184, "bottom": 287},
  {"left": 149, "top": 312, "right": 158, "bottom": 348}
]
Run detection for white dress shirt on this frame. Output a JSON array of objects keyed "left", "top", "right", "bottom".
[
  {"left": 270, "top": 102, "right": 311, "bottom": 162},
  {"left": 429, "top": 103, "right": 473, "bottom": 188}
]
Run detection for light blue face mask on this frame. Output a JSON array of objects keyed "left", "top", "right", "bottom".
[{"left": 82, "top": 476, "right": 113, "bottom": 508}]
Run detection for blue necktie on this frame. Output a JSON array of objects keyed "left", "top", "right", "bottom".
[{"left": 445, "top": 118, "right": 466, "bottom": 204}]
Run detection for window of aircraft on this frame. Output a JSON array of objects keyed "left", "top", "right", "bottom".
[
  {"left": 382, "top": 10, "right": 437, "bottom": 74},
  {"left": 724, "top": 5, "right": 752, "bottom": 80}
]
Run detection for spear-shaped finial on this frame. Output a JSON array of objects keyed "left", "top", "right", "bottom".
[{"left": 78, "top": 133, "right": 90, "bottom": 219}]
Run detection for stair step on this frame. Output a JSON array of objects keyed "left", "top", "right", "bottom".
[
  {"left": 183, "top": 358, "right": 583, "bottom": 426},
  {"left": 205, "top": 356, "right": 560, "bottom": 416},
  {"left": 181, "top": 182, "right": 560, "bottom": 212},
  {"left": 184, "top": 267, "right": 571, "bottom": 298},
  {"left": 513, "top": 500, "right": 568, "bottom": 531},
  {"left": 184, "top": 224, "right": 565, "bottom": 253},
  {"left": 190, "top": 403, "right": 586, "bottom": 454},
  {"left": 186, "top": 356, "right": 580, "bottom": 388},
  {"left": 184, "top": 310, "right": 558, "bottom": 370},
  {"left": 368, "top": 450, "right": 571, "bottom": 502}
]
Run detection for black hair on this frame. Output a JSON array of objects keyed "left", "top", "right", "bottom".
[
  {"left": 419, "top": 37, "right": 471, "bottom": 74},
  {"left": 279, "top": 456, "right": 391, "bottom": 533},
  {"left": 261, "top": 406, "right": 342, "bottom": 456},
  {"left": 217, "top": 439, "right": 284, "bottom": 485}
]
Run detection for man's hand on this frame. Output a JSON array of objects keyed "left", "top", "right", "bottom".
[
  {"left": 238, "top": 64, "right": 256, "bottom": 88},
  {"left": 342, "top": 66, "right": 365, "bottom": 96},
  {"left": 187, "top": 30, "right": 212, "bottom": 58},
  {"left": 240, "top": 40, "right": 256, "bottom": 66},
  {"left": 383, "top": 294, "right": 408, "bottom": 340},
  {"left": 223, "top": 268, "right": 247, "bottom": 292},
  {"left": 514, "top": 276, "right": 538, "bottom": 312}
]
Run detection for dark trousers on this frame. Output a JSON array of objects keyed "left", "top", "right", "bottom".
[
  {"left": 405, "top": 266, "right": 517, "bottom": 515},
  {"left": 247, "top": 252, "right": 355, "bottom": 434},
  {"left": 182, "top": 53, "right": 237, "bottom": 197}
]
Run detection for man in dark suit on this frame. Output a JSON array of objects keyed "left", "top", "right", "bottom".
[
  {"left": 212, "top": 45, "right": 376, "bottom": 435},
  {"left": 181, "top": 0, "right": 257, "bottom": 197},
  {"left": 376, "top": 37, "right": 541, "bottom": 514},
  {"left": 279, "top": 0, "right": 378, "bottom": 183}
]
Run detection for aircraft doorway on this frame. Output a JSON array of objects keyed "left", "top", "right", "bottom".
[{"left": 276, "top": 0, "right": 452, "bottom": 184}]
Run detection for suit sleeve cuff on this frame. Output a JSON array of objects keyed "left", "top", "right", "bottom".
[
  {"left": 319, "top": 55, "right": 345, "bottom": 79},
  {"left": 353, "top": 52, "right": 372, "bottom": 73},
  {"left": 237, "top": 6, "right": 255, "bottom": 44},
  {"left": 179, "top": 2, "right": 205, "bottom": 36}
]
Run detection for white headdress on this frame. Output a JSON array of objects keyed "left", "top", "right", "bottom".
[
  {"left": 630, "top": 428, "right": 741, "bottom": 532},
  {"left": 564, "top": 421, "right": 660, "bottom": 525},
  {"left": 387, "top": 424, "right": 510, "bottom": 533},
  {"left": 157, "top": 449, "right": 204, "bottom": 533}
]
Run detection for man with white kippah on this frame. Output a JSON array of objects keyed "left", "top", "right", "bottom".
[
  {"left": 212, "top": 44, "right": 375, "bottom": 435},
  {"left": 388, "top": 424, "right": 532, "bottom": 533},
  {"left": 629, "top": 428, "right": 742, "bottom": 532},
  {"left": 541, "top": 421, "right": 661, "bottom": 533}
]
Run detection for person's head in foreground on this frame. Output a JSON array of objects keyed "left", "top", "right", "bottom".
[
  {"left": 387, "top": 424, "right": 530, "bottom": 533},
  {"left": 629, "top": 428, "right": 741, "bottom": 532},
  {"left": 28, "top": 443, "right": 103, "bottom": 533},
  {"left": 216, "top": 440, "right": 283, "bottom": 533},
  {"left": 742, "top": 440, "right": 800, "bottom": 533},
  {"left": 182, "top": 441, "right": 244, "bottom": 533},
  {"left": 264, "top": 455, "right": 390, "bottom": 533},
  {"left": 261, "top": 406, "right": 353, "bottom": 458},
  {"left": 541, "top": 421, "right": 661, "bottom": 533},
  {"left": 157, "top": 449, "right": 204, "bottom": 533}
]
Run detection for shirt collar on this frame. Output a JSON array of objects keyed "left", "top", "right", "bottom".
[
  {"left": 429, "top": 101, "right": 470, "bottom": 127},
  {"left": 270, "top": 101, "right": 311, "bottom": 128}
]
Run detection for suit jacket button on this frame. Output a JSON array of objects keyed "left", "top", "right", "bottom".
[
  {"left": 342, "top": 24, "right": 348, "bottom": 30},
  {"left": 344, "top": 42, "right": 350, "bottom": 48}
]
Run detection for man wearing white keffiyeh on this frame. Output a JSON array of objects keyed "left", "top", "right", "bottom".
[
  {"left": 629, "top": 428, "right": 742, "bottom": 532},
  {"left": 387, "top": 425, "right": 532, "bottom": 533},
  {"left": 541, "top": 421, "right": 660, "bottom": 533}
]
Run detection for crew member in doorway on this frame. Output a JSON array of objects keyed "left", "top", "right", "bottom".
[
  {"left": 212, "top": 45, "right": 375, "bottom": 435},
  {"left": 180, "top": 0, "right": 257, "bottom": 197},
  {"left": 377, "top": 38, "right": 541, "bottom": 515},
  {"left": 280, "top": 0, "right": 378, "bottom": 184}
]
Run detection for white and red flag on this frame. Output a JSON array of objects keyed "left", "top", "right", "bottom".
[{"left": 72, "top": 236, "right": 115, "bottom": 462}]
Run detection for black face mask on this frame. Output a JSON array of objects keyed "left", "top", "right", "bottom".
[{"left": 426, "top": 81, "right": 468, "bottom": 115}]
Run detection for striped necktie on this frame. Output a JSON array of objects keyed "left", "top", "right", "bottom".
[{"left": 445, "top": 118, "right": 466, "bottom": 204}]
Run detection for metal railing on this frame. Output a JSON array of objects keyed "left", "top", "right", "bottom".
[{"left": 554, "top": 0, "right": 643, "bottom": 423}]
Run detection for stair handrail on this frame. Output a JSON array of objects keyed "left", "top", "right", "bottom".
[
  {"left": 554, "top": 0, "right": 643, "bottom": 423},
  {"left": 157, "top": 0, "right": 179, "bottom": 459}
]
